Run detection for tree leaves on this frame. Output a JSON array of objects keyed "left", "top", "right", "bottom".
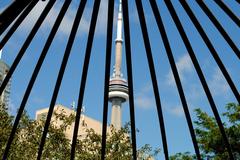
[
  {"left": 0, "top": 103, "right": 159, "bottom": 159},
  {"left": 170, "top": 103, "right": 240, "bottom": 160}
]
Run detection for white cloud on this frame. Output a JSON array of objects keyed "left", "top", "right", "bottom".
[
  {"left": 165, "top": 67, "right": 231, "bottom": 118},
  {"left": 18, "top": 0, "right": 114, "bottom": 37},
  {"left": 209, "top": 68, "right": 230, "bottom": 96},
  {"left": 95, "top": 0, "right": 109, "bottom": 35},
  {"left": 135, "top": 96, "right": 154, "bottom": 109},
  {"left": 135, "top": 83, "right": 155, "bottom": 109},
  {"left": 46, "top": 2, "right": 89, "bottom": 36},
  {"left": 19, "top": 1, "right": 47, "bottom": 33},
  {"left": 167, "top": 105, "right": 184, "bottom": 117},
  {"left": 166, "top": 54, "right": 193, "bottom": 86},
  {"left": 187, "top": 84, "right": 204, "bottom": 102}
]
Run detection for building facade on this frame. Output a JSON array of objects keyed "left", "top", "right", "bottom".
[
  {"left": 36, "top": 104, "right": 108, "bottom": 140},
  {"left": 0, "top": 53, "right": 11, "bottom": 106}
]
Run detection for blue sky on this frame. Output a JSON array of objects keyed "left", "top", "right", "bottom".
[{"left": 1, "top": 0, "right": 240, "bottom": 158}]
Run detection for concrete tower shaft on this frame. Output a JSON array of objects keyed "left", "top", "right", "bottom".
[
  {"left": 114, "top": 42, "right": 123, "bottom": 78},
  {"left": 114, "top": 0, "right": 123, "bottom": 78},
  {"left": 111, "top": 98, "right": 122, "bottom": 130}
]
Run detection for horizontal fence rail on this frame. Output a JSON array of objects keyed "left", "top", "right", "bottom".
[{"left": 0, "top": 0, "right": 239, "bottom": 159}]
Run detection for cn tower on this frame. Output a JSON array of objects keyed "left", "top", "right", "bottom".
[{"left": 108, "top": 0, "right": 128, "bottom": 130}]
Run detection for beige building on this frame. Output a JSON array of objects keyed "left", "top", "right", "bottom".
[
  {"left": 0, "top": 50, "right": 11, "bottom": 106},
  {"left": 35, "top": 104, "right": 109, "bottom": 140}
]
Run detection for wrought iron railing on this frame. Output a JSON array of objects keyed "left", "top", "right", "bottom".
[{"left": 0, "top": 0, "right": 239, "bottom": 159}]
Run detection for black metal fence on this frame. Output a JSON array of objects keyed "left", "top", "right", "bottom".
[{"left": 0, "top": 0, "right": 239, "bottom": 159}]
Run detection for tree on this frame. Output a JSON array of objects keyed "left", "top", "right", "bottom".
[
  {"left": 0, "top": 102, "right": 14, "bottom": 157},
  {"left": 0, "top": 103, "right": 160, "bottom": 159},
  {"left": 0, "top": 103, "right": 73, "bottom": 159},
  {"left": 75, "top": 123, "right": 160, "bottom": 160},
  {"left": 170, "top": 103, "right": 240, "bottom": 160},
  {"left": 170, "top": 152, "right": 196, "bottom": 160}
]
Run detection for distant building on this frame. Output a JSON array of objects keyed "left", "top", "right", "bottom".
[
  {"left": 35, "top": 104, "right": 109, "bottom": 140},
  {"left": 0, "top": 50, "right": 11, "bottom": 106}
]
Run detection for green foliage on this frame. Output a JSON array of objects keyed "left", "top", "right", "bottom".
[
  {"left": 170, "top": 152, "right": 196, "bottom": 160},
  {"left": 0, "top": 103, "right": 159, "bottom": 159},
  {"left": 75, "top": 123, "right": 160, "bottom": 160},
  {"left": 0, "top": 103, "right": 14, "bottom": 157},
  {"left": 138, "top": 144, "right": 161, "bottom": 160},
  {"left": 0, "top": 104, "right": 73, "bottom": 159},
  {"left": 170, "top": 103, "right": 240, "bottom": 159}
]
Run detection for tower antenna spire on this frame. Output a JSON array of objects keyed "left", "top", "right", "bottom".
[
  {"left": 114, "top": 0, "right": 123, "bottom": 78},
  {"left": 116, "top": 0, "right": 123, "bottom": 42}
]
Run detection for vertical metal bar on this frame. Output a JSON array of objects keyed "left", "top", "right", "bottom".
[
  {"left": 196, "top": 0, "right": 240, "bottom": 60},
  {"left": 0, "top": 0, "right": 39, "bottom": 50},
  {"left": 36, "top": 1, "right": 72, "bottom": 159},
  {"left": 213, "top": 0, "right": 240, "bottom": 28},
  {"left": 0, "top": 0, "right": 56, "bottom": 99},
  {"left": 164, "top": 1, "right": 234, "bottom": 159},
  {"left": 134, "top": 0, "right": 169, "bottom": 159},
  {"left": 101, "top": 0, "right": 114, "bottom": 159},
  {"left": 0, "top": 0, "right": 33, "bottom": 36},
  {"left": 180, "top": 0, "right": 240, "bottom": 107},
  {"left": 149, "top": 0, "right": 201, "bottom": 159},
  {"left": 122, "top": 0, "right": 137, "bottom": 159},
  {"left": 2, "top": 1, "right": 60, "bottom": 159},
  {"left": 70, "top": 0, "right": 101, "bottom": 159}
]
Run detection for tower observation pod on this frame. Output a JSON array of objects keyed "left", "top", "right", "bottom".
[{"left": 108, "top": 0, "right": 129, "bottom": 130}]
